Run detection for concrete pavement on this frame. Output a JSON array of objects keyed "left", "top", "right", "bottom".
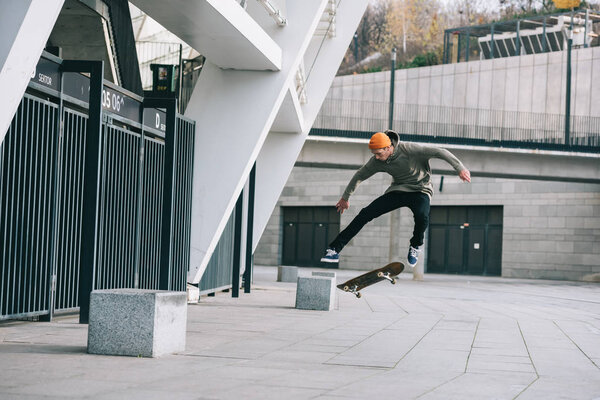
[{"left": 1, "top": 266, "right": 600, "bottom": 399}]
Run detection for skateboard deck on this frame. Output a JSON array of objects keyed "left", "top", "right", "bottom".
[{"left": 337, "top": 262, "right": 404, "bottom": 298}]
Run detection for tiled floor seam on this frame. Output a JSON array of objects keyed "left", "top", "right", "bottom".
[
  {"left": 391, "top": 315, "right": 444, "bottom": 369},
  {"left": 512, "top": 320, "right": 541, "bottom": 399},
  {"left": 553, "top": 320, "right": 600, "bottom": 370},
  {"left": 322, "top": 313, "right": 411, "bottom": 365},
  {"left": 464, "top": 318, "right": 481, "bottom": 373},
  {"left": 414, "top": 372, "right": 466, "bottom": 399}
]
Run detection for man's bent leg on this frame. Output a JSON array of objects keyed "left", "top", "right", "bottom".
[
  {"left": 408, "top": 193, "right": 431, "bottom": 248},
  {"left": 329, "top": 192, "right": 408, "bottom": 252}
]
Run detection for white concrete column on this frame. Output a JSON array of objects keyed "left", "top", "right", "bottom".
[
  {"left": 0, "top": 0, "right": 63, "bottom": 144},
  {"left": 185, "top": 0, "right": 332, "bottom": 283},
  {"left": 253, "top": 0, "right": 369, "bottom": 251}
]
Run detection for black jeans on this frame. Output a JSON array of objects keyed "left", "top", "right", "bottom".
[{"left": 329, "top": 191, "right": 430, "bottom": 253}]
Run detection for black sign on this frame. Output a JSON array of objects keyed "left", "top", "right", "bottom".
[
  {"left": 62, "top": 73, "right": 141, "bottom": 122},
  {"left": 30, "top": 57, "right": 60, "bottom": 91},
  {"left": 31, "top": 55, "right": 167, "bottom": 133},
  {"left": 143, "top": 109, "right": 167, "bottom": 132}
]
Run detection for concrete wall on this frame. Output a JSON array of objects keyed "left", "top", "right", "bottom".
[
  {"left": 254, "top": 165, "right": 600, "bottom": 281},
  {"left": 326, "top": 46, "right": 600, "bottom": 117}
]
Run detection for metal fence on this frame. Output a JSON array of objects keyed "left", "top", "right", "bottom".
[
  {"left": 312, "top": 98, "right": 600, "bottom": 152},
  {"left": 0, "top": 55, "right": 195, "bottom": 320},
  {"left": 0, "top": 95, "right": 59, "bottom": 319},
  {"left": 199, "top": 211, "right": 235, "bottom": 294}
]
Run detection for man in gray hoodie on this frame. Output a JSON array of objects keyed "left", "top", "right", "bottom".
[{"left": 320, "top": 130, "right": 471, "bottom": 267}]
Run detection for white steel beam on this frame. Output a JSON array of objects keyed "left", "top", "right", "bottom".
[
  {"left": 129, "top": 0, "right": 282, "bottom": 71},
  {"left": 0, "top": 0, "right": 64, "bottom": 145},
  {"left": 186, "top": 0, "right": 331, "bottom": 283},
  {"left": 253, "top": 0, "right": 369, "bottom": 250}
]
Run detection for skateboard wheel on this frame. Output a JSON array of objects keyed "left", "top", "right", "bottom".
[
  {"left": 377, "top": 272, "right": 383, "bottom": 277},
  {"left": 391, "top": 278, "right": 396, "bottom": 284},
  {"left": 343, "top": 285, "right": 349, "bottom": 291},
  {"left": 356, "top": 292, "right": 362, "bottom": 298}
]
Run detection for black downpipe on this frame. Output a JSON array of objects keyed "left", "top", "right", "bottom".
[
  {"left": 232, "top": 191, "right": 243, "bottom": 298},
  {"left": 244, "top": 163, "right": 256, "bottom": 293}
]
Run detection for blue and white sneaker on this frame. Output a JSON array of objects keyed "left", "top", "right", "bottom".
[
  {"left": 320, "top": 248, "right": 339, "bottom": 263},
  {"left": 407, "top": 246, "right": 421, "bottom": 267}
]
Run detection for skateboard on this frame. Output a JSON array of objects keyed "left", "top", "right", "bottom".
[{"left": 337, "top": 262, "right": 404, "bottom": 298}]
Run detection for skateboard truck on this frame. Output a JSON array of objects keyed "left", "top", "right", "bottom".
[
  {"left": 342, "top": 285, "right": 362, "bottom": 298},
  {"left": 377, "top": 271, "right": 397, "bottom": 284}
]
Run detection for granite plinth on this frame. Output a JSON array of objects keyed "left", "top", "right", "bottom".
[
  {"left": 88, "top": 289, "right": 187, "bottom": 357},
  {"left": 295, "top": 276, "right": 336, "bottom": 311}
]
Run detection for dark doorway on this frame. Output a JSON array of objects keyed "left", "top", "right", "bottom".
[
  {"left": 427, "top": 206, "right": 503, "bottom": 276},
  {"left": 282, "top": 207, "right": 340, "bottom": 268}
]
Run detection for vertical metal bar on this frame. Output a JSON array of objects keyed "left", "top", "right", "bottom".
[
  {"left": 5, "top": 107, "right": 16, "bottom": 315},
  {"left": 16, "top": 98, "right": 29, "bottom": 314},
  {"left": 0, "top": 105, "right": 5, "bottom": 316},
  {"left": 584, "top": 9, "right": 589, "bottom": 48},
  {"left": 130, "top": 134, "right": 138, "bottom": 287},
  {"left": 117, "top": 129, "right": 124, "bottom": 287},
  {"left": 565, "top": 10, "right": 573, "bottom": 146},
  {"left": 61, "top": 60, "right": 104, "bottom": 324},
  {"left": 465, "top": 29, "right": 470, "bottom": 62},
  {"left": 25, "top": 100, "right": 38, "bottom": 313},
  {"left": 443, "top": 31, "right": 448, "bottom": 64},
  {"left": 516, "top": 20, "right": 521, "bottom": 56},
  {"left": 457, "top": 33, "right": 462, "bottom": 63},
  {"left": 178, "top": 44, "right": 183, "bottom": 113},
  {"left": 244, "top": 162, "right": 255, "bottom": 294},
  {"left": 45, "top": 84, "right": 64, "bottom": 319},
  {"left": 388, "top": 48, "right": 396, "bottom": 130},
  {"left": 185, "top": 122, "right": 195, "bottom": 290},
  {"left": 542, "top": 17, "right": 547, "bottom": 53},
  {"left": 232, "top": 191, "right": 243, "bottom": 298},
  {"left": 490, "top": 24, "right": 495, "bottom": 59},
  {"left": 133, "top": 113, "right": 145, "bottom": 289}
]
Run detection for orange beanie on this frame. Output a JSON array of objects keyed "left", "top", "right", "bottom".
[{"left": 368, "top": 132, "right": 391, "bottom": 149}]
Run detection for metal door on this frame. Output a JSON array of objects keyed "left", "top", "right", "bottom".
[
  {"left": 427, "top": 206, "right": 503, "bottom": 276},
  {"left": 282, "top": 207, "right": 339, "bottom": 268}
]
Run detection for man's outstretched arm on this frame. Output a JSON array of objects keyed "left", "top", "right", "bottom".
[
  {"left": 337, "top": 161, "right": 378, "bottom": 214},
  {"left": 406, "top": 143, "right": 471, "bottom": 183}
]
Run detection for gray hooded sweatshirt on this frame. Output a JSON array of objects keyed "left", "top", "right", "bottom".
[{"left": 342, "top": 130, "right": 465, "bottom": 201}]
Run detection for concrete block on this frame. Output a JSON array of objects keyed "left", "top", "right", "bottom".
[
  {"left": 295, "top": 277, "right": 336, "bottom": 311},
  {"left": 277, "top": 265, "right": 298, "bottom": 282},
  {"left": 88, "top": 289, "right": 187, "bottom": 358},
  {"left": 187, "top": 284, "right": 199, "bottom": 303}
]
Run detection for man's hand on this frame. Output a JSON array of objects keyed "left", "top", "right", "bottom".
[
  {"left": 459, "top": 169, "right": 471, "bottom": 183},
  {"left": 336, "top": 198, "right": 349, "bottom": 214}
]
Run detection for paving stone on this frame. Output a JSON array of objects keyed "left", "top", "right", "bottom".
[{"left": 1, "top": 266, "right": 600, "bottom": 399}]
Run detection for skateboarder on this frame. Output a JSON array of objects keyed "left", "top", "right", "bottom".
[{"left": 320, "top": 130, "right": 471, "bottom": 267}]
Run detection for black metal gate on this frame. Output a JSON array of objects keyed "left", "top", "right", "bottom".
[
  {"left": 0, "top": 53, "right": 195, "bottom": 320},
  {"left": 427, "top": 206, "right": 503, "bottom": 276}
]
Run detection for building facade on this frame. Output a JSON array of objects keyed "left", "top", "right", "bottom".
[{"left": 255, "top": 158, "right": 600, "bottom": 281}]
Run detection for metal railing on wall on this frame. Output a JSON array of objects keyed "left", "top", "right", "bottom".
[
  {"left": 0, "top": 52, "right": 195, "bottom": 321},
  {"left": 312, "top": 98, "right": 600, "bottom": 152}
]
